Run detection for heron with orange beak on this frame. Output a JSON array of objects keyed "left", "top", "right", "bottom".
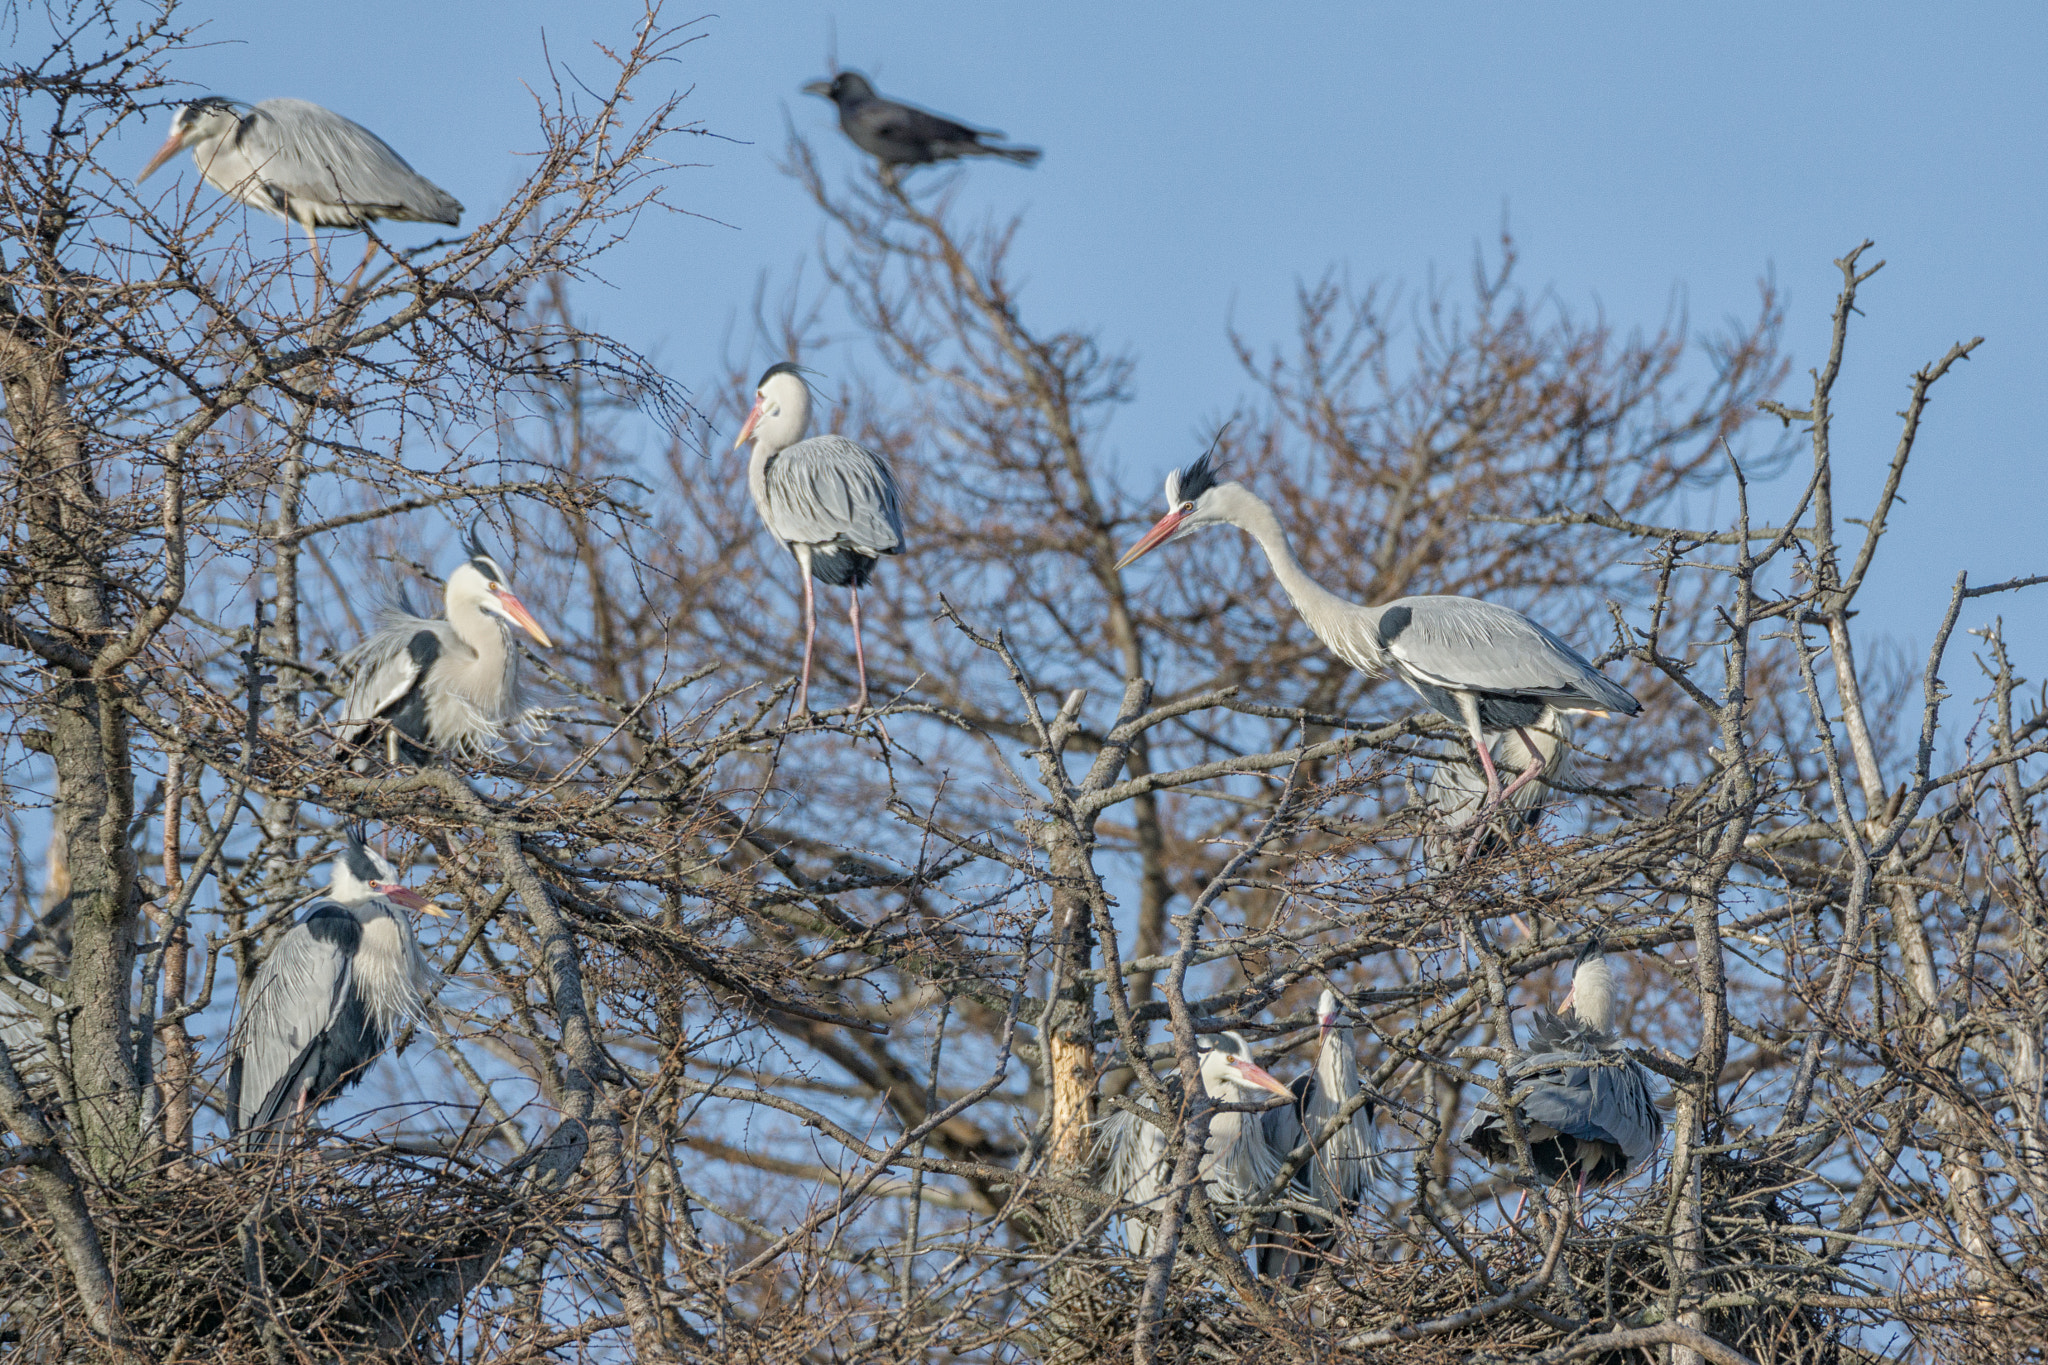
[
  {"left": 228, "top": 825, "right": 452, "bottom": 1147},
  {"left": 335, "top": 524, "right": 555, "bottom": 767}
]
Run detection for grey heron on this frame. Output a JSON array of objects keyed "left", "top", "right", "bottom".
[
  {"left": 334, "top": 526, "right": 554, "bottom": 767},
  {"left": 734, "top": 363, "right": 906, "bottom": 714},
  {"left": 1115, "top": 445, "right": 1639, "bottom": 818},
  {"left": 137, "top": 96, "right": 462, "bottom": 280},
  {"left": 1422, "top": 718, "right": 1574, "bottom": 872},
  {"left": 1461, "top": 936, "right": 1663, "bottom": 1202},
  {"left": 1097, "top": 1032, "right": 1294, "bottom": 1260},
  {"left": 802, "top": 71, "right": 1041, "bottom": 169},
  {"left": 227, "top": 827, "right": 448, "bottom": 1147},
  {"left": 1256, "top": 989, "right": 1385, "bottom": 1282}
]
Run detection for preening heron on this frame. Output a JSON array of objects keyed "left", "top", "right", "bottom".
[
  {"left": 803, "top": 71, "right": 1041, "bottom": 169},
  {"left": 1097, "top": 1033, "right": 1294, "bottom": 1260},
  {"left": 1461, "top": 936, "right": 1664, "bottom": 1202},
  {"left": 735, "top": 363, "right": 906, "bottom": 714},
  {"left": 1423, "top": 718, "right": 1574, "bottom": 872},
  {"left": 335, "top": 527, "right": 554, "bottom": 766},
  {"left": 1116, "top": 445, "right": 1639, "bottom": 820},
  {"left": 137, "top": 96, "right": 462, "bottom": 279},
  {"left": 1256, "top": 990, "right": 1385, "bottom": 1283},
  {"left": 227, "top": 828, "right": 448, "bottom": 1147}
]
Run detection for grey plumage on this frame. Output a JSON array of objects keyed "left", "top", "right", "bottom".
[
  {"left": 334, "top": 533, "right": 554, "bottom": 766},
  {"left": 1116, "top": 444, "right": 1638, "bottom": 814},
  {"left": 1096, "top": 1033, "right": 1294, "bottom": 1261},
  {"left": 138, "top": 96, "right": 460, "bottom": 270},
  {"left": 802, "top": 71, "right": 1040, "bottom": 168},
  {"left": 1423, "top": 719, "right": 1574, "bottom": 871},
  {"left": 735, "top": 363, "right": 906, "bottom": 713},
  {"left": 228, "top": 829, "right": 445, "bottom": 1147},
  {"left": 1461, "top": 937, "right": 1663, "bottom": 1192},
  {"left": 0, "top": 970, "right": 60, "bottom": 1082},
  {"left": 1256, "top": 990, "right": 1384, "bottom": 1282}
]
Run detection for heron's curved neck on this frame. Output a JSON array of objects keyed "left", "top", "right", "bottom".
[
  {"left": 1215, "top": 485, "right": 1386, "bottom": 672},
  {"left": 1570, "top": 956, "right": 1617, "bottom": 1032},
  {"left": 1318, "top": 1025, "right": 1361, "bottom": 1092}
]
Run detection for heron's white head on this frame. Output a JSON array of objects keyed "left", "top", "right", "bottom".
[
  {"left": 1113, "top": 438, "right": 1247, "bottom": 571},
  {"left": 1197, "top": 1032, "right": 1294, "bottom": 1103},
  {"left": 733, "top": 363, "right": 814, "bottom": 454},
  {"left": 331, "top": 826, "right": 447, "bottom": 915},
  {"left": 1316, "top": 988, "right": 1341, "bottom": 1042},
  {"left": 445, "top": 531, "right": 553, "bottom": 648},
  {"left": 1558, "top": 934, "right": 1616, "bottom": 1032},
  {"left": 138, "top": 96, "right": 246, "bottom": 183}
]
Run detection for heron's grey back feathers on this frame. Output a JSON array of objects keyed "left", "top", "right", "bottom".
[
  {"left": 336, "top": 603, "right": 549, "bottom": 760},
  {"left": 217, "top": 98, "right": 461, "bottom": 227},
  {"left": 756, "top": 434, "right": 905, "bottom": 564}
]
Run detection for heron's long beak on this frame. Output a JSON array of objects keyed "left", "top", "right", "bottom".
[
  {"left": 1114, "top": 508, "right": 1188, "bottom": 571},
  {"left": 801, "top": 80, "right": 833, "bottom": 99},
  {"left": 1232, "top": 1059, "right": 1295, "bottom": 1101},
  {"left": 1318, "top": 1011, "right": 1336, "bottom": 1043},
  {"left": 491, "top": 587, "right": 554, "bottom": 648},
  {"left": 376, "top": 883, "right": 448, "bottom": 916},
  {"left": 138, "top": 131, "right": 185, "bottom": 184},
  {"left": 1559, "top": 982, "right": 1577, "bottom": 1017},
  {"left": 733, "top": 395, "right": 765, "bottom": 450}
]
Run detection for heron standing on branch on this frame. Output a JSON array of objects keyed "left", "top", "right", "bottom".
[
  {"left": 1097, "top": 1033, "right": 1294, "bottom": 1260},
  {"left": 335, "top": 526, "right": 555, "bottom": 767},
  {"left": 137, "top": 96, "right": 462, "bottom": 285},
  {"left": 227, "top": 828, "right": 448, "bottom": 1147},
  {"left": 1116, "top": 444, "right": 1639, "bottom": 825},
  {"left": 735, "top": 363, "right": 905, "bottom": 715},
  {"left": 1257, "top": 990, "right": 1385, "bottom": 1282},
  {"left": 1461, "top": 936, "right": 1664, "bottom": 1208},
  {"left": 803, "top": 71, "right": 1041, "bottom": 171}
]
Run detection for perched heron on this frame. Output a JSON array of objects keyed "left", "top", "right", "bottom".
[
  {"left": 1461, "top": 936, "right": 1663, "bottom": 1205},
  {"left": 137, "top": 95, "right": 462, "bottom": 280},
  {"left": 227, "top": 827, "right": 448, "bottom": 1147},
  {"left": 1256, "top": 990, "right": 1386, "bottom": 1283},
  {"left": 0, "top": 971, "right": 60, "bottom": 1083},
  {"left": 802, "top": 71, "right": 1041, "bottom": 170},
  {"left": 335, "top": 527, "right": 554, "bottom": 766},
  {"left": 1116, "top": 445, "right": 1639, "bottom": 820},
  {"left": 734, "top": 363, "right": 905, "bottom": 714},
  {"left": 1097, "top": 1033, "right": 1294, "bottom": 1260},
  {"left": 1422, "top": 718, "right": 1574, "bottom": 872}
]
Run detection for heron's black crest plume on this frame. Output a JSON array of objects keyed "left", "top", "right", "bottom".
[
  {"left": 1166, "top": 421, "right": 1234, "bottom": 508},
  {"left": 341, "top": 826, "right": 383, "bottom": 885},
  {"left": 756, "top": 360, "right": 826, "bottom": 391},
  {"left": 1575, "top": 932, "right": 1608, "bottom": 967},
  {"left": 461, "top": 518, "right": 488, "bottom": 564}
]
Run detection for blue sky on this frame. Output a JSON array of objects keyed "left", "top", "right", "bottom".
[{"left": 145, "top": 0, "right": 2047, "bottom": 701}]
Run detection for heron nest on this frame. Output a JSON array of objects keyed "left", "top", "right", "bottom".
[{"left": 0, "top": 1140, "right": 550, "bottom": 1361}]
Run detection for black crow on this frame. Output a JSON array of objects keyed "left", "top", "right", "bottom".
[{"left": 802, "top": 71, "right": 1040, "bottom": 169}]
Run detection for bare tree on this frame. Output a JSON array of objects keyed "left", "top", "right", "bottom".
[{"left": 0, "top": 6, "right": 2041, "bottom": 1363}]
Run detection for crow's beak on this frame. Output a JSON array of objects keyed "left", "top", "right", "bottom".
[
  {"left": 138, "top": 130, "right": 185, "bottom": 183},
  {"left": 733, "top": 395, "right": 765, "bottom": 450},
  {"left": 491, "top": 588, "right": 553, "bottom": 649},
  {"left": 1114, "top": 508, "right": 1189, "bottom": 571},
  {"left": 801, "top": 80, "right": 833, "bottom": 99}
]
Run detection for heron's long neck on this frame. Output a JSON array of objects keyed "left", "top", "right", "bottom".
[
  {"left": 1220, "top": 487, "right": 1387, "bottom": 674},
  {"left": 1571, "top": 957, "right": 1617, "bottom": 1032},
  {"left": 446, "top": 600, "right": 512, "bottom": 695},
  {"left": 1318, "top": 1026, "right": 1361, "bottom": 1099}
]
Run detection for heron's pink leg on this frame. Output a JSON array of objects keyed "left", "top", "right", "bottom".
[
  {"left": 343, "top": 237, "right": 378, "bottom": 296},
  {"left": 1494, "top": 726, "right": 1549, "bottom": 806},
  {"left": 848, "top": 587, "right": 870, "bottom": 715},
  {"left": 797, "top": 571, "right": 818, "bottom": 715}
]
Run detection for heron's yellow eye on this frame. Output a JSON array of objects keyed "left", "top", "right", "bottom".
[{"left": 1180, "top": 502, "right": 1195, "bottom": 513}]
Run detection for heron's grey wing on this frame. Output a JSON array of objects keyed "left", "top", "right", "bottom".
[
  {"left": 244, "top": 99, "right": 462, "bottom": 224},
  {"left": 1098, "top": 1104, "right": 1169, "bottom": 1254},
  {"left": 335, "top": 613, "right": 435, "bottom": 744},
  {"left": 1591, "top": 1062, "right": 1664, "bottom": 1168},
  {"left": 1380, "top": 596, "right": 1639, "bottom": 714},
  {"left": 764, "top": 436, "right": 905, "bottom": 554},
  {"left": 229, "top": 902, "right": 354, "bottom": 1133},
  {"left": 0, "top": 971, "right": 60, "bottom": 1074}
]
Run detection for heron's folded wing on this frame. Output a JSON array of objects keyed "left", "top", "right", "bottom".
[
  {"left": 1380, "top": 596, "right": 1638, "bottom": 714},
  {"left": 245, "top": 99, "right": 462, "bottom": 222},
  {"left": 335, "top": 617, "right": 435, "bottom": 742},
  {"left": 765, "top": 436, "right": 906, "bottom": 553},
  {"left": 230, "top": 902, "right": 354, "bottom": 1133},
  {"left": 1098, "top": 1104, "right": 1169, "bottom": 1210}
]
